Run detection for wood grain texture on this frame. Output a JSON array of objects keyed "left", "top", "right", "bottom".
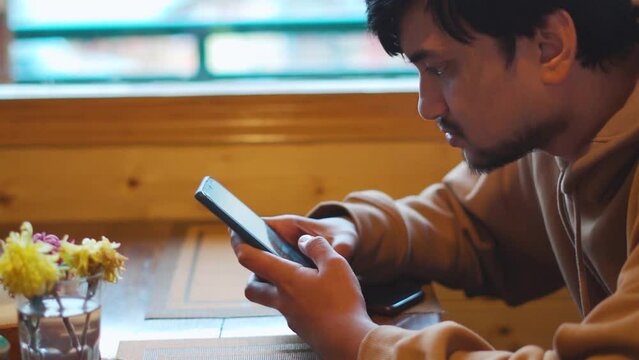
[
  {"left": 433, "top": 284, "right": 581, "bottom": 350},
  {"left": 0, "top": 92, "right": 438, "bottom": 146},
  {"left": 0, "top": 91, "right": 461, "bottom": 222},
  {"left": 0, "top": 142, "right": 461, "bottom": 222}
]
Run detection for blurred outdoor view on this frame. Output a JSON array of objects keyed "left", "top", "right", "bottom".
[{"left": 0, "top": 0, "right": 414, "bottom": 83}]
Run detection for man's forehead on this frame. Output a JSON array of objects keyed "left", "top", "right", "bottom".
[{"left": 398, "top": 0, "right": 445, "bottom": 57}]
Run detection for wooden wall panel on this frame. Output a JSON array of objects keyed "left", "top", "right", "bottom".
[
  {"left": 434, "top": 285, "right": 581, "bottom": 350},
  {"left": 0, "top": 92, "right": 436, "bottom": 146},
  {"left": 0, "top": 91, "right": 460, "bottom": 223},
  {"left": 0, "top": 142, "right": 461, "bottom": 223}
]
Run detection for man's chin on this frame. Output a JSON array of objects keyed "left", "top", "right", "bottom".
[
  {"left": 462, "top": 148, "right": 526, "bottom": 174},
  {"left": 458, "top": 120, "right": 562, "bottom": 174}
]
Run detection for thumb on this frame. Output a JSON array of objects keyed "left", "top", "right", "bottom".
[{"left": 298, "top": 235, "right": 338, "bottom": 268}]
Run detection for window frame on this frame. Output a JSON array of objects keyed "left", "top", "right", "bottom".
[
  {"left": 0, "top": 4, "right": 9, "bottom": 83},
  {"left": 7, "top": 10, "right": 415, "bottom": 83}
]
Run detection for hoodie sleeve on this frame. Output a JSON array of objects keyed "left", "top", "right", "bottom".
[
  {"left": 350, "top": 165, "right": 639, "bottom": 360},
  {"left": 309, "top": 159, "right": 564, "bottom": 304},
  {"left": 358, "top": 229, "right": 639, "bottom": 360}
]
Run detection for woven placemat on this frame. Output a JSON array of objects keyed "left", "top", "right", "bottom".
[
  {"left": 146, "top": 224, "right": 278, "bottom": 319},
  {"left": 117, "top": 334, "right": 318, "bottom": 360}
]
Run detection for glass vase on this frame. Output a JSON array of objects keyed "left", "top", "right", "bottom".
[{"left": 16, "top": 273, "right": 102, "bottom": 360}]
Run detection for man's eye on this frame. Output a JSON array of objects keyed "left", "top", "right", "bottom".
[{"left": 425, "top": 65, "right": 445, "bottom": 77}]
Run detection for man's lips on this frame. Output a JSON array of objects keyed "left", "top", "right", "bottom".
[
  {"left": 437, "top": 121, "right": 464, "bottom": 147},
  {"left": 444, "top": 132, "right": 463, "bottom": 147},
  {"left": 437, "top": 120, "right": 455, "bottom": 134}
]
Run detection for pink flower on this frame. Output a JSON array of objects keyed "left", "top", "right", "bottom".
[{"left": 33, "top": 232, "right": 62, "bottom": 252}]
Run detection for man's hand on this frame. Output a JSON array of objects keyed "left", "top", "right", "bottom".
[
  {"left": 231, "top": 233, "right": 377, "bottom": 360},
  {"left": 264, "top": 215, "right": 358, "bottom": 261}
]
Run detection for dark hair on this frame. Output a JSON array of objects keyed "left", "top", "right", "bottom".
[{"left": 366, "top": 0, "right": 638, "bottom": 68}]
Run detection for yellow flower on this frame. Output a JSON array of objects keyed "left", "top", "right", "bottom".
[
  {"left": 0, "top": 222, "right": 60, "bottom": 298},
  {"left": 60, "top": 239, "right": 96, "bottom": 278},
  {"left": 60, "top": 236, "right": 127, "bottom": 283},
  {"left": 95, "top": 237, "right": 128, "bottom": 283}
]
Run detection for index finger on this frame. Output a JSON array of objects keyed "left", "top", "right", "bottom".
[
  {"left": 262, "top": 215, "right": 307, "bottom": 247},
  {"left": 231, "top": 231, "right": 302, "bottom": 284}
]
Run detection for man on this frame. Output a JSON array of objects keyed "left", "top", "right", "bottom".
[{"left": 232, "top": 0, "right": 639, "bottom": 358}]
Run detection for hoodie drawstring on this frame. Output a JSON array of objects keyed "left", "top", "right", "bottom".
[
  {"left": 572, "top": 193, "right": 591, "bottom": 315},
  {"left": 558, "top": 167, "right": 592, "bottom": 316}
]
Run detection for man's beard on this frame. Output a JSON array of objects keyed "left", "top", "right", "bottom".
[
  {"left": 440, "top": 117, "right": 567, "bottom": 174},
  {"left": 463, "top": 140, "right": 534, "bottom": 174}
]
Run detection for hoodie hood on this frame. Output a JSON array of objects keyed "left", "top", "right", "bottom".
[
  {"left": 556, "top": 80, "right": 639, "bottom": 315},
  {"left": 561, "top": 83, "right": 639, "bottom": 202}
]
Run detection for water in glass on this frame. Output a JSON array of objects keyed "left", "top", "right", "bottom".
[{"left": 18, "top": 297, "right": 100, "bottom": 360}]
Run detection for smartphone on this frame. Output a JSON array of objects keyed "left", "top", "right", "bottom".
[
  {"left": 361, "top": 280, "right": 425, "bottom": 316},
  {"left": 194, "top": 176, "right": 424, "bottom": 316},
  {"left": 194, "top": 176, "right": 314, "bottom": 267}
]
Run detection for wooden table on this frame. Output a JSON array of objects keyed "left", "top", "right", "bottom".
[{"left": 0, "top": 221, "right": 441, "bottom": 359}]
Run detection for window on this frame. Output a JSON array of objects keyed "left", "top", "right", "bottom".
[{"left": 4, "top": 0, "right": 414, "bottom": 83}]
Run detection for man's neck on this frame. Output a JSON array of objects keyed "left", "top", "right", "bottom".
[{"left": 545, "top": 48, "right": 639, "bottom": 162}]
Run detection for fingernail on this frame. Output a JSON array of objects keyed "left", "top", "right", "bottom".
[{"left": 299, "top": 235, "right": 313, "bottom": 244}]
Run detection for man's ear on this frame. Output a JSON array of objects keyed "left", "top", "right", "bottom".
[{"left": 536, "top": 9, "right": 577, "bottom": 84}]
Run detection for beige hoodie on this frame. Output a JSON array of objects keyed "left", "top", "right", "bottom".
[{"left": 309, "top": 82, "right": 639, "bottom": 359}]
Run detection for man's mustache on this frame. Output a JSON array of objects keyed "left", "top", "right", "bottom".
[{"left": 436, "top": 116, "right": 464, "bottom": 137}]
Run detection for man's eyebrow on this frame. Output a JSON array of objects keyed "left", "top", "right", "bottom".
[{"left": 406, "top": 49, "right": 438, "bottom": 64}]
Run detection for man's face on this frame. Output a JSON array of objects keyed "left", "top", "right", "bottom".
[{"left": 399, "top": 1, "right": 565, "bottom": 172}]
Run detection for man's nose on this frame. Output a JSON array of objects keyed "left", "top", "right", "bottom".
[{"left": 417, "top": 80, "right": 448, "bottom": 121}]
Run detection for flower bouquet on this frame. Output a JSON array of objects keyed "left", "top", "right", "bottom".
[{"left": 0, "top": 222, "right": 127, "bottom": 360}]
